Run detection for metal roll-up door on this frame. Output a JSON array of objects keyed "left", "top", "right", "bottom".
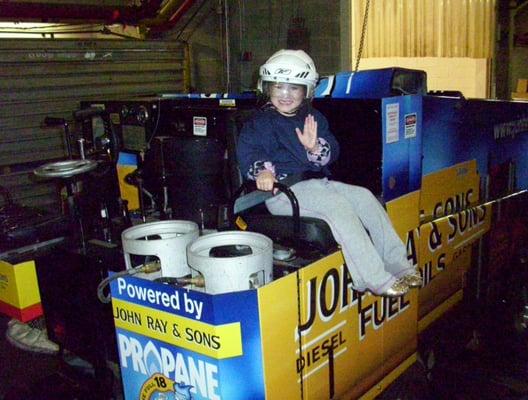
[{"left": 0, "top": 38, "right": 185, "bottom": 211}]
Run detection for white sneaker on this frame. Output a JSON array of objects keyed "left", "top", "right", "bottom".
[
  {"left": 6, "top": 319, "right": 59, "bottom": 355},
  {"left": 6, "top": 318, "right": 32, "bottom": 338}
]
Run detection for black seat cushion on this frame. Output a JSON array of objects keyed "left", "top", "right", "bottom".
[{"left": 241, "top": 213, "right": 338, "bottom": 254}]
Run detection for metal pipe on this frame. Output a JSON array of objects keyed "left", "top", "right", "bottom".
[
  {"left": 0, "top": 1, "right": 161, "bottom": 24},
  {"left": 141, "top": 0, "right": 198, "bottom": 34},
  {"left": 140, "top": 0, "right": 187, "bottom": 26}
]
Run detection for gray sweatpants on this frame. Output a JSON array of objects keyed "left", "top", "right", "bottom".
[{"left": 265, "top": 178, "right": 413, "bottom": 294}]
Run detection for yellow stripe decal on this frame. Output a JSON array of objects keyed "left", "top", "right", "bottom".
[{"left": 112, "top": 298, "right": 243, "bottom": 359}]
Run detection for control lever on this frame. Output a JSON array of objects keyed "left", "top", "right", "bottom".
[
  {"left": 78, "top": 138, "right": 86, "bottom": 160},
  {"left": 153, "top": 136, "right": 172, "bottom": 219}
]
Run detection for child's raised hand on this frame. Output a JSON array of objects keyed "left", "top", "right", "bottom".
[{"left": 296, "top": 114, "right": 318, "bottom": 152}]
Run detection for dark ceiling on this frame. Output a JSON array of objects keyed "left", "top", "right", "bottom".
[{"left": 0, "top": 0, "right": 199, "bottom": 34}]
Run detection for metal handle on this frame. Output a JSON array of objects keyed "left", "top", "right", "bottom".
[{"left": 229, "top": 181, "right": 301, "bottom": 239}]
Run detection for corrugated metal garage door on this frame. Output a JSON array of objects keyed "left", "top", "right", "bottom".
[{"left": 0, "top": 38, "right": 185, "bottom": 211}]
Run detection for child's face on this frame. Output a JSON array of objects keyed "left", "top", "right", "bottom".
[{"left": 269, "top": 83, "right": 306, "bottom": 115}]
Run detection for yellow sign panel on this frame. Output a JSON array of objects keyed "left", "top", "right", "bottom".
[
  {"left": 258, "top": 251, "right": 417, "bottom": 399},
  {"left": 386, "top": 190, "right": 420, "bottom": 240},
  {"left": 386, "top": 190, "right": 422, "bottom": 279},
  {"left": 411, "top": 160, "right": 491, "bottom": 321},
  {"left": 0, "top": 260, "right": 41, "bottom": 308},
  {"left": 117, "top": 164, "right": 140, "bottom": 210},
  {"left": 420, "top": 160, "right": 480, "bottom": 220},
  {"left": 418, "top": 202, "right": 492, "bottom": 319},
  {"left": 112, "top": 298, "right": 243, "bottom": 359}
]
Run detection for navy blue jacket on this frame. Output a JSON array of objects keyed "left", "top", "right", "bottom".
[{"left": 237, "top": 105, "right": 340, "bottom": 180}]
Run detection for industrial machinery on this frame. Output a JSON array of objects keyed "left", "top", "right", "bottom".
[
  {"left": 81, "top": 95, "right": 258, "bottom": 229},
  {"left": 16, "top": 107, "right": 135, "bottom": 398},
  {"left": 106, "top": 70, "right": 528, "bottom": 399},
  {"left": 8, "top": 67, "right": 527, "bottom": 399}
]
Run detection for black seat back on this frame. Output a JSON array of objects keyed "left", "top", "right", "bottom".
[{"left": 241, "top": 213, "right": 337, "bottom": 254}]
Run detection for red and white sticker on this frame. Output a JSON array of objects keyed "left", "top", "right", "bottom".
[
  {"left": 404, "top": 113, "right": 417, "bottom": 139},
  {"left": 193, "top": 116, "right": 207, "bottom": 136}
]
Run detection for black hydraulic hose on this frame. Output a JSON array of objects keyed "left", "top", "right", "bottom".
[
  {"left": 97, "top": 263, "right": 206, "bottom": 304},
  {"left": 97, "top": 261, "right": 161, "bottom": 304},
  {"left": 125, "top": 169, "right": 148, "bottom": 222}
]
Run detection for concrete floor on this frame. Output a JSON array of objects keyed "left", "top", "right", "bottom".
[
  {"left": 381, "top": 292, "right": 528, "bottom": 400},
  {"left": 0, "top": 314, "right": 122, "bottom": 400},
  {"left": 380, "top": 336, "right": 528, "bottom": 400},
  {"left": 1, "top": 305, "right": 527, "bottom": 400}
]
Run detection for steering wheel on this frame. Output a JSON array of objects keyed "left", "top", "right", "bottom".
[{"left": 34, "top": 159, "right": 98, "bottom": 179}]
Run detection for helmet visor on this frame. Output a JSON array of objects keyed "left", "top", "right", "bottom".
[{"left": 268, "top": 82, "right": 306, "bottom": 99}]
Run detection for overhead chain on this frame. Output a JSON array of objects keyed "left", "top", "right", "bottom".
[{"left": 354, "top": 0, "right": 371, "bottom": 73}]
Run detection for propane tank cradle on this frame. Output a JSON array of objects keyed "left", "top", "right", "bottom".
[
  {"left": 187, "top": 231, "right": 273, "bottom": 294},
  {"left": 121, "top": 220, "right": 199, "bottom": 279}
]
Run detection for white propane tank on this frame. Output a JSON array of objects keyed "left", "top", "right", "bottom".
[
  {"left": 187, "top": 231, "right": 273, "bottom": 294},
  {"left": 121, "top": 220, "right": 199, "bottom": 279}
]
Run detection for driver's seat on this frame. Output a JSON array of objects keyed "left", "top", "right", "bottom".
[{"left": 240, "top": 212, "right": 338, "bottom": 255}]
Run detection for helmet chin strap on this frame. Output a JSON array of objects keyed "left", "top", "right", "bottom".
[{"left": 279, "top": 109, "right": 298, "bottom": 116}]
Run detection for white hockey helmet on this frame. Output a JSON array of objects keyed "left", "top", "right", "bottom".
[{"left": 258, "top": 49, "right": 319, "bottom": 98}]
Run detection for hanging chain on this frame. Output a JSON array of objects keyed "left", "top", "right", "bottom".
[{"left": 354, "top": 0, "right": 370, "bottom": 73}]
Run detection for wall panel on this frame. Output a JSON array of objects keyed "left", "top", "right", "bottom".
[
  {"left": 0, "top": 38, "right": 184, "bottom": 210},
  {"left": 352, "top": 0, "right": 496, "bottom": 60}
]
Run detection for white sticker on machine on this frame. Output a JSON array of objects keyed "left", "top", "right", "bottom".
[
  {"left": 193, "top": 116, "right": 207, "bottom": 136},
  {"left": 385, "top": 103, "right": 400, "bottom": 143}
]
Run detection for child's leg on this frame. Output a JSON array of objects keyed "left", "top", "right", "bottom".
[
  {"left": 265, "top": 179, "right": 398, "bottom": 294},
  {"left": 326, "top": 180, "right": 415, "bottom": 278}
]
